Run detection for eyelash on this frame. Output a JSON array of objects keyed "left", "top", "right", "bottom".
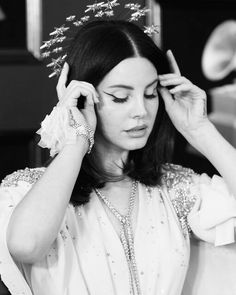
[{"left": 112, "top": 92, "right": 158, "bottom": 103}]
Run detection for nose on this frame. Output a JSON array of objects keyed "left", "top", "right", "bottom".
[{"left": 131, "top": 96, "right": 147, "bottom": 118}]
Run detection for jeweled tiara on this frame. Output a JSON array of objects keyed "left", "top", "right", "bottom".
[{"left": 40, "top": 1, "right": 159, "bottom": 78}]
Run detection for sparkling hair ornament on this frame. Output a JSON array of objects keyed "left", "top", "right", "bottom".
[{"left": 40, "top": 0, "right": 159, "bottom": 78}]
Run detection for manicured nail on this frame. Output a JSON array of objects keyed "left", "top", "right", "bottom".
[{"left": 159, "top": 81, "right": 167, "bottom": 86}]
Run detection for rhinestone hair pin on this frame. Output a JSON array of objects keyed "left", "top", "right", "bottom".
[{"left": 40, "top": 1, "right": 159, "bottom": 78}]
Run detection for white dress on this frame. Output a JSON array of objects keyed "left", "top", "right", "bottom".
[{"left": 0, "top": 164, "right": 236, "bottom": 295}]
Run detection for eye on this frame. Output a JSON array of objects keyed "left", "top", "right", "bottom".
[
  {"left": 104, "top": 91, "right": 129, "bottom": 103},
  {"left": 144, "top": 88, "right": 158, "bottom": 99},
  {"left": 112, "top": 95, "right": 129, "bottom": 103}
]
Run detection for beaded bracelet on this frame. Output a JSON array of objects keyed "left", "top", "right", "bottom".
[{"left": 69, "top": 109, "right": 94, "bottom": 154}]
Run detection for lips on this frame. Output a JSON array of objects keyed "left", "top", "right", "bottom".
[{"left": 126, "top": 124, "right": 147, "bottom": 132}]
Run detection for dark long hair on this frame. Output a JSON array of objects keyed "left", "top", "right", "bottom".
[{"left": 63, "top": 20, "right": 176, "bottom": 205}]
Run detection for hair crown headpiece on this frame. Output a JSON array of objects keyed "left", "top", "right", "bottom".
[{"left": 40, "top": 0, "right": 159, "bottom": 78}]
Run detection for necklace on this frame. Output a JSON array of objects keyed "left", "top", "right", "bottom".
[{"left": 95, "top": 180, "right": 141, "bottom": 295}]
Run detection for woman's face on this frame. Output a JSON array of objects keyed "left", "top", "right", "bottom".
[{"left": 96, "top": 57, "right": 159, "bottom": 153}]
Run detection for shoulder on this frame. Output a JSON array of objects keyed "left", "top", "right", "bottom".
[
  {"left": 161, "top": 163, "right": 197, "bottom": 190},
  {"left": 1, "top": 167, "right": 46, "bottom": 188},
  {"left": 0, "top": 167, "right": 46, "bottom": 211},
  {"left": 161, "top": 163, "right": 199, "bottom": 237}
]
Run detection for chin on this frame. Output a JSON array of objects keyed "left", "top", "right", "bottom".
[{"left": 124, "top": 137, "right": 148, "bottom": 151}]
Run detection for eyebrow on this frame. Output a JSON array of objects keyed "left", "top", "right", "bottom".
[{"left": 108, "top": 78, "right": 158, "bottom": 90}]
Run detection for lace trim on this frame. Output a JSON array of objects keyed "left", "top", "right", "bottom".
[{"left": 162, "top": 163, "right": 198, "bottom": 238}]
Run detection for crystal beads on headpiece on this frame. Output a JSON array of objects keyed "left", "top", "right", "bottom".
[{"left": 40, "top": 1, "right": 159, "bottom": 78}]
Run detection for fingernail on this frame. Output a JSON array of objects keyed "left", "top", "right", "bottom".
[
  {"left": 160, "top": 80, "right": 167, "bottom": 85},
  {"left": 64, "top": 62, "right": 69, "bottom": 69}
]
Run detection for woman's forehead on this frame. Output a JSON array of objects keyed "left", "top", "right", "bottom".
[{"left": 99, "top": 57, "right": 158, "bottom": 88}]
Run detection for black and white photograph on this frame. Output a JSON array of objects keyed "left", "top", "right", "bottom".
[{"left": 1, "top": 1, "right": 236, "bottom": 294}]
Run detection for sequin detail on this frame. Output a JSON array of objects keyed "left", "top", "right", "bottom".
[
  {"left": 1, "top": 167, "right": 45, "bottom": 187},
  {"left": 162, "top": 163, "right": 198, "bottom": 238}
]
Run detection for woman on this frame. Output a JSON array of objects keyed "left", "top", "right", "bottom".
[{"left": 1, "top": 20, "right": 236, "bottom": 295}]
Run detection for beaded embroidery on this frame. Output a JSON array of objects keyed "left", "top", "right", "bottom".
[
  {"left": 1, "top": 167, "right": 45, "bottom": 187},
  {"left": 95, "top": 181, "right": 141, "bottom": 295},
  {"left": 161, "top": 163, "right": 198, "bottom": 238}
]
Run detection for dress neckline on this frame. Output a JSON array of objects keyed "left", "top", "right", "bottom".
[{"left": 93, "top": 181, "right": 142, "bottom": 246}]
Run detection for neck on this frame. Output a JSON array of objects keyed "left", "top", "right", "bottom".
[{"left": 94, "top": 142, "right": 129, "bottom": 177}]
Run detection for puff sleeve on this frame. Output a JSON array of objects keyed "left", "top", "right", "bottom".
[
  {"left": 190, "top": 173, "right": 236, "bottom": 246},
  {"left": 182, "top": 173, "right": 236, "bottom": 295}
]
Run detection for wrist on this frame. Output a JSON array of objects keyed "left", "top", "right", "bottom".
[
  {"left": 37, "top": 106, "right": 94, "bottom": 157},
  {"left": 68, "top": 110, "right": 94, "bottom": 154},
  {"left": 184, "top": 120, "right": 217, "bottom": 154},
  {"left": 62, "top": 137, "right": 89, "bottom": 158}
]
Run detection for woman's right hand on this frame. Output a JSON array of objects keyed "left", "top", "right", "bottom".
[{"left": 56, "top": 62, "right": 99, "bottom": 132}]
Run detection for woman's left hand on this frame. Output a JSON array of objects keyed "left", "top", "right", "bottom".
[{"left": 159, "top": 50, "right": 210, "bottom": 137}]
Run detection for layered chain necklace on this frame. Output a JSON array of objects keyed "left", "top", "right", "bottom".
[{"left": 94, "top": 180, "right": 141, "bottom": 295}]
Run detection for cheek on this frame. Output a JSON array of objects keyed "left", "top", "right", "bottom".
[
  {"left": 96, "top": 105, "right": 124, "bottom": 135},
  {"left": 148, "top": 99, "right": 159, "bottom": 119}
]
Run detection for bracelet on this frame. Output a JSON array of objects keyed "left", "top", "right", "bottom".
[{"left": 69, "top": 110, "right": 94, "bottom": 154}]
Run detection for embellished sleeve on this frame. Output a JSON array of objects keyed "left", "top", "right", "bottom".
[
  {"left": 162, "top": 163, "right": 236, "bottom": 246},
  {"left": 161, "top": 163, "right": 198, "bottom": 238},
  {"left": 0, "top": 167, "right": 45, "bottom": 295}
]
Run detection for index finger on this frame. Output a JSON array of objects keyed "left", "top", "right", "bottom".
[
  {"left": 57, "top": 62, "right": 69, "bottom": 100},
  {"left": 166, "top": 50, "right": 181, "bottom": 75}
]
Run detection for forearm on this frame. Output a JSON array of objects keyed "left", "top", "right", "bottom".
[
  {"left": 7, "top": 139, "right": 87, "bottom": 263},
  {"left": 186, "top": 120, "right": 236, "bottom": 196}
]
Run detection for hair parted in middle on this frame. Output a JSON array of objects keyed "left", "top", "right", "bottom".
[{"left": 59, "top": 19, "right": 176, "bottom": 205}]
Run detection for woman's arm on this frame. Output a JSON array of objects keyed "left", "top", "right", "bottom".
[
  {"left": 7, "top": 141, "right": 86, "bottom": 264},
  {"left": 159, "top": 50, "right": 236, "bottom": 197},
  {"left": 7, "top": 64, "right": 99, "bottom": 263},
  {"left": 187, "top": 121, "right": 236, "bottom": 196}
]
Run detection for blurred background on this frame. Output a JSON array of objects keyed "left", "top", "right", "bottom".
[{"left": 1, "top": 0, "right": 236, "bottom": 293}]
